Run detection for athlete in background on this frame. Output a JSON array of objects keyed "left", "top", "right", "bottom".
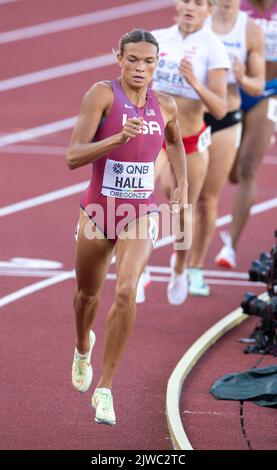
[
  {"left": 187, "top": 0, "right": 264, "bottom": 294},
  {"left": 150, "top": 0, "right": 230, "bottom": 305},
  {"left": 216, "top": 0, "right": 277, "bottom": 268}
]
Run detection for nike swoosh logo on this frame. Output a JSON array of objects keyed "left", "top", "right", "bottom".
[
  {"left": 263, "top": 88, "right": 276, "bottom": 97},
  {"left": 124, "top": 104, "right": 133, "bottom": 109}
]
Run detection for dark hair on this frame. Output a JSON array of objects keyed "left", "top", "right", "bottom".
[{"left": 118, "top": 29, "right": 159, "bottom": 56}]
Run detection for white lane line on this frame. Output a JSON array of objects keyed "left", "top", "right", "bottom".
[
  {"left": 0, "top": 0, "right": 173, "bottom": 44},
  {"left": 191, "top": 279, "right": 264, "bottom": 287},
  {"left": 0, "top": 257, "right": 63, "bottom": 269},
  {"left": 250, "top": 197, "right": 277, "bottom": 215},
  {"left": 0, "top": 267, "right": 116, "bottom": 308},
  {"left": 145, "top": 275, "right": 264, "bottom": 287},
  {"left": 0, "top": 268, "right": 71, "bottom": 277},
  {"left": 0, "top": 144, "right": 68, "bottom": 155},
  {"left": 148, "top": 266, "right": 249, "bottom": 279},
  {"left": 0, "top": 271, "right": 74, "bottom": 308},
  {"left": 0, "top": 53, "right": 115, "bottom": 91},
  {"left": 96, "top": 273, "right": 264, "bottom": 287},
  {"left": 0, "top": 181, "right": 88, "bottom": 217},
  {"left": 264, "top": 156, "right": 277, "bottom": 164},
  {"left": 0, "top": 264, "right": 251, "bottom": 280},
  {"left": 203, "top": 270, "right": 248, "bottom": 279},
  {"left": 0, "top": 0, "right": 18, "bottom": 4},
  {"left": 0, "top": 116, "right": 76, "bottom": 148},
  {"left": 0, "top": 270, "right": 263, "bottom": 310}
]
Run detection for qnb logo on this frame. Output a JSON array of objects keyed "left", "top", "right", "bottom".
[
  {"left": 122, "top": 114, "right": 161, "bottom": 135},
  {"left": 126, "top": 164, "right": 150, "bottom": 174},
  {"left": 113, "top": 163, "right": 124, "bottom": 174}
]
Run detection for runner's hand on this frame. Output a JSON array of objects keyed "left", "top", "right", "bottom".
[
  {"left": 118, "top": 117, "right": 143, "bottom": 143},
  {"left": 232, "top": 57, "right": 246, "bottom": 84},
  {"left": 179, "top": 58, "right": 198, "bottom": 88},
  {"left": 170, "top": 185, "right": 188, "bottom": 214}
]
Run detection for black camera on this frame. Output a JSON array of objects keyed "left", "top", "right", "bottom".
[
  {"left": 240, "top": 230, "right": 277, "bottom": 356},
  {"left": 248, "top": 230, "right": 277, "bottom": 293},
  {"left": 241, "top": 292, "right": 277, "bottom": 320},
  {"left": 248, "top": 252, "right": 274, "bottom": 283}
]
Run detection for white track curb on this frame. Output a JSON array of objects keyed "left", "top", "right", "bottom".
[{"left": 166, "top": 293, "right": 267, "bottom": 450}]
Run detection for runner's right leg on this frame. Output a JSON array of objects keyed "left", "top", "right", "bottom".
[
  {"left": 191, "top": 124, "right": 239, "bottom": 270},
  {"left": 72, "top": 209, "right": 114, "bottom": 392}
]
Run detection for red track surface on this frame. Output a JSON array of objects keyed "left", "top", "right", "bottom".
[{"left": 0, "top": 0, "right": 276, "bottom": 450}]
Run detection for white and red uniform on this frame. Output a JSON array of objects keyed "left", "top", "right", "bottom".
[
  {"left": 151, "top": 24, "right": 230, "bottom": 99},
  {"left": 151, "top": 24, "right": 230, "bottom": 152}
]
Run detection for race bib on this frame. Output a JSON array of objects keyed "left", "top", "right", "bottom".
[
  {"left": 267, "top": 98, "right": 277, "bottom": 123},
  {"left": 101, "top": 159, "right": 154, "bottom": 200},
  {"left": 197, "top": 126, "right": 211, "bottom": 153}
]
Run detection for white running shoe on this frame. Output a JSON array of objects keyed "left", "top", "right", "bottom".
[
  {"left": 91, "top": 388, "right": 116, "bottom": 426},
  {"left": 167, "top": 253, "right": 188, "bottom": 305},
  {"left": 72, "top": 330, "right": 96, "bottom": 393},
  {"left": 136, "top": 268, "right": 151, "bottom": 304},
  {"left": 215, "top": 231, "right": 236, "bottom": 269},
  {"left": 188, "top": 267, "right": 210, "bottom": 296},
  {"left": 269, "top": 133, "right": 276, "bottom": 148}
]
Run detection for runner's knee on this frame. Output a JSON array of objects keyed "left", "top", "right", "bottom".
[
  {"left": 198, "top": 193, "right": 218, "bottom": 215},
  {"left": 76, "top": 289, "right": 100, "bottom": 308},
  {"left": 115, "top": 281, "right": 136, "bottom": 309},
  {"left": 237, "top": 158, "right": 259, "bottom": 182}
]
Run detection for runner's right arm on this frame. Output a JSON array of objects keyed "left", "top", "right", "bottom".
[
  {"left": 232, "top": 19, "right": 265, "bottom": 96},
  {"left": 67, "top": 82, "right": 142, "bottom": 170}
]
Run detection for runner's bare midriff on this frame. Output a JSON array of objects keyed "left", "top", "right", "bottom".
[
  {"left": 173, "top": 95, "right": 205, "bottom": 136},
  {"left": 227, "top": 84, "right": 242, "bottom": 112}
]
